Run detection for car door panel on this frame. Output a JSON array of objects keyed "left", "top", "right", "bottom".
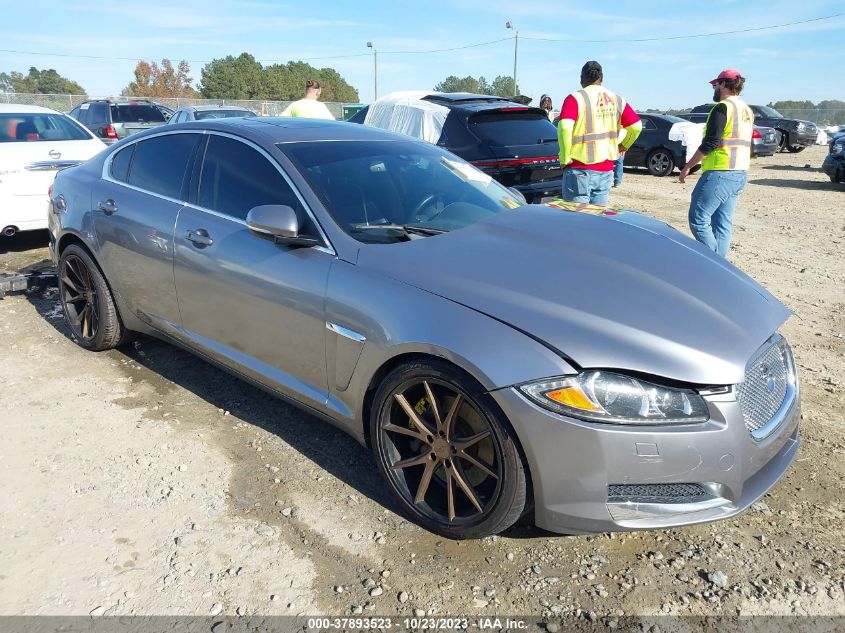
[
  {"left": 173, "top": 209, "right": 332, "bottom": 409},
  {"left": 90, "top": 132, "right": 200, "bottom": 331},
  {"left": 171, "top": 133, "right": 331, "bottom": 409}
]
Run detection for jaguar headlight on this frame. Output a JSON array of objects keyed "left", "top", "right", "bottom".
[
  {"left": 519, "top": 371, "right": 710, "bottom": 425},
  {"left": 832, "top": 143, "right": 843, "bottom": 156}
]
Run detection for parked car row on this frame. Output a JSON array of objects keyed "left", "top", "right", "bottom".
[{"left": 681, "top": 104, "right": 818, "bottom": 153}]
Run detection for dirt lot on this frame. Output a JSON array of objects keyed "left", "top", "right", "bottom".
[{"left": 1, "top": 145, "right": 843, "bottom": 625}]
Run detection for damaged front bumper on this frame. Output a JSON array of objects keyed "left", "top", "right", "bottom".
[{"left": 490, "top": 371, "right": 800, "bottom": 534}]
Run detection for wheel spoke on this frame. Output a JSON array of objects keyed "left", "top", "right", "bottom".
[
  {"left": 457, "top": 451, "right": 499, "bottom": 480},
  {"left": 453, "top": 430, "right": 490, "bottom": 452},
  {"left": 89, "top": 297, "right": 99, "bottom": 335},
  {"left": 66, "top": 294, "right": 87, "bottom": 304},
  {"left": 81, "top": 305, "right": 91, "bottom": 338},
  {"left": 394, "top": 393, "right": 434, "bottom": 437},
  {"left": 391, "top": 451, "right": 433, "bottom": 470},
  {"left": 450, "top": 464, "right": 484, "bottom": 513},
  {"left": 442, "top": 394, "right": 463, "bottom": 440},
  {"left": 383, "top": 422, "right": 427, "bottom": 443},
  {"left": 422, "top": 381, "right": 442, "bottom": 430},
  {"left": 61, "top": 274, "right": 79, "bottom": 294},
  {"left": 445, "top": 467, "right": 455, "bottom": 521},
  {"left": 414, "top": 459, "right": 438, "bottom": 504}
]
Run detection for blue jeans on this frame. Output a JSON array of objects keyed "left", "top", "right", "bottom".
[
  {"left": 562, "top": 168, "right": 613, "bottom": 205},
  {"left": 688, "top": 170, "right": 747, "bottom": 257},
  {"left": 613, "top": 155, "right": 624, "bottom": 187}
]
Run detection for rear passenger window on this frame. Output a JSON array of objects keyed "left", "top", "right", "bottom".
[
  {"left": 110, "top": 144, "right": 135, "bottom": 182},
  {"left": 128, "top": 133, "right": 198, "bottom": 199},
  {"left": 198, "top": 135, "right": 300, "bottom": 221}
]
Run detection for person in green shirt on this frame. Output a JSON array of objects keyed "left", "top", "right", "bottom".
[{"left": 281, "top": 79, "right": 335, "bottom": 120}]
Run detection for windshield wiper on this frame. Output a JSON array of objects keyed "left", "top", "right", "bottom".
[{"left": 349, "top": 223, "right": 447, "bottom": 237}]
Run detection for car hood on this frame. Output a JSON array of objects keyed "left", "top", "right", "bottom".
[{"left": 356, "top": 204, "right": 790, "bottom": 385}]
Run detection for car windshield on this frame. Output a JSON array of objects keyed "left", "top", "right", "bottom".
[
  {"left": 110, "top": 104, "right": 166, "bottom": 123},
  {"left": 282, "top": 140, "right": 525, "bottom": 244},
  {"left": 755, "top": 106, "right": 783, "bottom": 119},
  {"left": 195, "top": 110, "right": 256, "bottom": 120},
  {"left": 0, "top": 113, "right": 91, "bottom": 142}
]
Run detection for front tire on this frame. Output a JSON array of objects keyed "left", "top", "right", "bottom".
[
  {"left": 646, "top": 148, "right": 675, "bottom": 176},
  {"left": 786, "top": 144, "right": 805, "bottom": 153},
  {"left": 371, "top": 360, "right": 527, "bottom": 539},
  {"left": 58, "top": 244, "right": 131, "bottom": 351}
]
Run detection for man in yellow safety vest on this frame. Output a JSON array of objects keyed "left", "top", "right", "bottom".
[
  {"left": 679, "top": 69, "right": 753, "bottom": 257},
  {"left": 557, "top": 61, "right": 642, "bottom": 205}
]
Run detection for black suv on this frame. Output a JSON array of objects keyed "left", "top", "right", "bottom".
[
  {"left": 348, "top": 93, "right": 562, "bottom": 202},
  {"left": 687, "top": 103, "right": 818, "bottom": 153},
  {"left": 69, "top": 99, "right": 173, "bottom": 144}
]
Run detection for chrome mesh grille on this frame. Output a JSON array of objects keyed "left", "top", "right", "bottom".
[
  {"left": 736, "top": 341, "right": 789, "bottom": 435},
  {"left": 607, "top": 483, "right": 708, "bottom": 503}
]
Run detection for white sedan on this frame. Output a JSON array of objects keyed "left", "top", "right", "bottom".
[{"left": 1, "top": 104, "right": 105, "bottom": 236}]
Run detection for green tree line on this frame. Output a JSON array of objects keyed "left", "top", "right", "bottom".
[
  {"left": 198, "top": 53, "right": 358, "bottom": 102},
  {"left": 0, "top": 67, "right": 86, "bottom": 94},
  {"left": 434, "top": 75, "right": 519, "bottom": 97}
]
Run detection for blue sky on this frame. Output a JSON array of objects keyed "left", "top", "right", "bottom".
[{"left": 2, "top": 0, "right": 843, "bottom": 109}]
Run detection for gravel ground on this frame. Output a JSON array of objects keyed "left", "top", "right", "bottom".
[{"left": 1, "top": 145, "right": 843, "bottom": 625}]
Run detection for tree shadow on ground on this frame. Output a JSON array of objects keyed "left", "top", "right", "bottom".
[{"left": 25, "top": 288, "right": 548, "bottom": 540}]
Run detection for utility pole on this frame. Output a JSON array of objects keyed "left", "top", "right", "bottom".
[
  {"left": 367, "top": 41, "right": 378, "bottom": 101},
  {"left": 506, "top": 21, "right": 518, "bottom": 95}
]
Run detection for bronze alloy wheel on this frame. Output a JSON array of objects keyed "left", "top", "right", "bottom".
[
  {"left": 372, "top": 361, "right": 527, "bottom": 538},
  {"left": 58, "top": 244, "right": 132, "bottom": 352},
  {"left": 60, "top": 252, "right": 101, "bottom": 343}
]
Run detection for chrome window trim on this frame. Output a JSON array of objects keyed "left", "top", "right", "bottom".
[{"left": 100, "top": 128, "right": 336, "bottom": 256}]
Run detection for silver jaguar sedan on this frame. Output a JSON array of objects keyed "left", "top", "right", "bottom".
[{"left": 48, "top": 118, "right": 799, "bottom": 539}]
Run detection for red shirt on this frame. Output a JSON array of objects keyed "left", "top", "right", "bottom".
[{"left": 561, "top": 93, "right": 640, "bottom": 171}]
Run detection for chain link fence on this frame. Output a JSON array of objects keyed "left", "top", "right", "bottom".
[{"left": 1, "top": 92, "right": 349, "bottom": 119}]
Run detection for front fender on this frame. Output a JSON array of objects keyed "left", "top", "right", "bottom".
[{"left": 324, "top": 260, "right": 576, "bottom": 436}]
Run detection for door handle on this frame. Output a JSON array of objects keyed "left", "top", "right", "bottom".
[
  {"left": 185, "top": 229, "right": 213, "bottom": 247},
  {"left": 97, "top": 199, "right": 118, "bottom": 214}
]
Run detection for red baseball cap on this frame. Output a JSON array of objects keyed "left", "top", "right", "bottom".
[{"left": 710, "top": 69, "right": 742, "bottom": 85}]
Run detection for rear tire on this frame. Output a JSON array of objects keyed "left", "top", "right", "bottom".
[
  {"left": 786, "top": 144, "right": 805, "bottom": 153},
  {"left": 778, "top": 131, "right": 788, "bottom": 152},
  {"left": 58, "top": 244, "right": 133, "bottom": 351},
  {"left": 370, "top": 359, "right": 528, "bottom": 539},
  {"left": 646, "top": 149, "right": 675, "bottom": 177}
]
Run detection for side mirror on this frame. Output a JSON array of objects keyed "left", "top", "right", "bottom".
[{"left": 245, "top": 205, "right": 320, "bottom": 248}]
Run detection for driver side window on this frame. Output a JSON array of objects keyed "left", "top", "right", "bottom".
[{"left": 198, "top": 135, "right": 306, "bottom": 225}]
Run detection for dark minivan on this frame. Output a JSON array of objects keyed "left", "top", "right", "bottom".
[
  {"left": 69, "top": 99, "right": 173, "bottom": 144},
  {"left": 349, "top": 93, "right": 562, "bottom": 202}
]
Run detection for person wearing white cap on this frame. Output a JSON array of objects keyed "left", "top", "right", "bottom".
[{"left": 679, "top": 69, "right": 753, "bottom": 257}]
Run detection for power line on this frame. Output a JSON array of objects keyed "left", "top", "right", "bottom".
[
  {"left": 522, "top": 12, "right": 845, "bottom": 43},
  {"left": 0, "top": 12, "right": 842, "bottom": 65}
]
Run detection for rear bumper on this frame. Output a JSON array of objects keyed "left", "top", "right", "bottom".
[
  {"left": 752, "top": 139, "right": 778, "bottom": 157},
  {"left": 491, "top": 377, "right": 800, "bottom": 534}
]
